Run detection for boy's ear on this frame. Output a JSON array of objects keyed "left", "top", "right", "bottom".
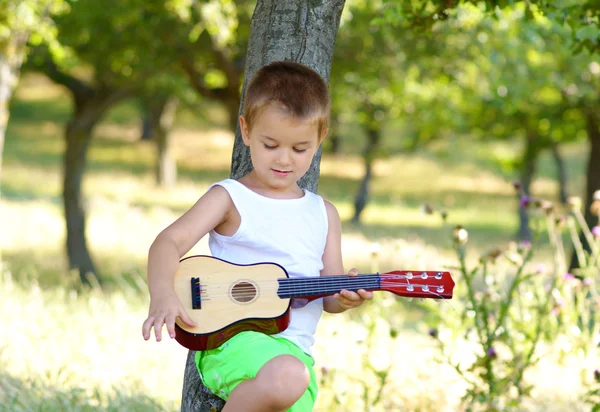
[
  {"left": 240, "top": 116, "right": 250, "bottom": 146},
  {"left": 318, "top": 128, "right": 329, "bottom": 145}
]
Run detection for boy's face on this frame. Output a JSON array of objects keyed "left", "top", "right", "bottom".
[{"left": 240, "top": 105, "right": 325, "bottom": 192}]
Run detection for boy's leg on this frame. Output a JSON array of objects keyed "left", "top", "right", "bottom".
[
  {"left": 197, "top": 331, "right": 318, "bottom": 412},
  {"left": 222, "top": 354, "right": 309, "bottom": 412}
]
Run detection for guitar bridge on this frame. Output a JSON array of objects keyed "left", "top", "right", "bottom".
[{"left": 191, "top": 277, "right": 202, "bottom": 309}]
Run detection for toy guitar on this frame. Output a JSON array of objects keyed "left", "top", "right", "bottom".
[{"left": 173, "top": 255, "right": 455, "bottom": 351}]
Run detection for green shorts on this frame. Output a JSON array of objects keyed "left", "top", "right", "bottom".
[{"left": 195, "top": 331, "right": 318, "bottom": 412}]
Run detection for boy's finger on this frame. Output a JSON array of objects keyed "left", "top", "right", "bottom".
[
  {"left": 178, "top": 309, "right": 197, "bottom": 327},
  {"left": 358, "top": 289, "right": 374, "bottom": 300},
  {"left": 153, "top": 318, "right": 164, "bottom": 342},
  {"left": 341, "top": 290, "right": 360, "bottom": 300},
  {"left": 142, "top": 316, "right": 155, "bottom": 340},
  {"left": 166, "top": 314, "right": 176, "bottom": 338},
  {"left": 348, "top": 268, "right": 359, "bottom": 276}
]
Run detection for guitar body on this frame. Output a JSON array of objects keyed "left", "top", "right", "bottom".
[{"left": 174, "top": 255, "right": 292, "bottom": 351}]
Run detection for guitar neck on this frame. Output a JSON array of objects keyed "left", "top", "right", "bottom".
[{"left": 277, "top": 274, "right": 380, "bottom": 299}]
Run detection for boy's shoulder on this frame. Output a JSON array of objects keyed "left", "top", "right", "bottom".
[{"left": 320, "top": 197, "right": 340, "bottom": 224}]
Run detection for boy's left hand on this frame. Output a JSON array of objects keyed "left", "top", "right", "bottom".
[{"left": 333, "top": 268, "right": 374, "bottom": 310}]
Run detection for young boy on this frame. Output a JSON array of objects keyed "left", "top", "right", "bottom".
[{"left": 142, "top": 61, "right": 373, "bottom": 412}]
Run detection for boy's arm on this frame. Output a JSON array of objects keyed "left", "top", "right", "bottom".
[
  {"left": 142, "top": 185, "right": 233, "bottom": 341},
  {"left": 320, "top": 200, "right": 373, "bottom": 313}
]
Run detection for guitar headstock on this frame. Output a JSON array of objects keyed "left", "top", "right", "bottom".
[{"left": 379, "top": 270, "right": 454, "bottom": 299}]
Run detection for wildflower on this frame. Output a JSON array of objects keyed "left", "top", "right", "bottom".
[
  {"left": 535, "top": 264, "right": 546, "bottom": 275},
  {"left": 489, "top": 248, "right": 502, "bottom": 261},
  {"left": 555, "top": 215, "right": 566, "bottom": 229},
  {"left": 453, "top": 225, "right": 468, "bottom": 245},
  {"left": 551, "top": 307, "right": 560, "bottom": 316},
  {"left": 564, "top": 273, "right": 575, "bottom": 281},
  {"left": 321, "top": 366, "right": 330, "bottom": 376},
  {"left": 595, "top": 369, "right": 600, "bottom": 382},
  {"left": 428, "top": 328, "right": 438, "bottom": 339},
  {"left": 519, "top": 196, "right": 531, "bottom": 209},
  {"left": 584, "top": 278, "right": 594, "bottom": 287},
  {"left": 593, "top": 226, "right": 600, "bottom": 237},
  {"left": 512, "top": 180, "right": 522, "bottom": 192},
  {"left": 487, "top": 347, "right": 497, "bottom": 358},
  {"left": 421, "top": 203, "right": 434, "bottom": 215},
  {"left": 591, "top": 201, "right": 600, "bottom": 215},
  {"left": 440, "top": 210, "right": 448, "bottom": 222},
  {"left": 567, "top": 196, "right": 582, "bottom": 212},
  {"left": 541, "top": 200, "right": 554, "bottom": 215},
  {"left": 517, "top": 240, "right": 532, "bottom": 254}
]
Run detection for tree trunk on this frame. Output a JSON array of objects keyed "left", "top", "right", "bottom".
[
  {"left": 64, "top": 115, "right": 97, "bottom": 284},
  {"left": 570, "top": 112, "right": 600, "bottom": 269},
  {"left": 149, "top": 95, "right": 178, "bottom": 187},
  {"left": 0, "top": 33, "right": 28, "bottom": 198},
  {"left": 517, "top": 133, "right": 539, "bottom": 241},
  {"left": 352, "top": 113, "right": 382, "bottom": 223},
  {"left": 140, "top": 114, "right": 152, "bottom": 141},
  {"left": 181, "top": 1, "right": 346, "bottom": 410},
  {"left": 63, "top": 90, "right": 129, "bottom": 284},
  {"left": 551, "top": 141, "right": 568, "bottom": 204}
]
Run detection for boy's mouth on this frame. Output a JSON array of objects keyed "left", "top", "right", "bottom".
[{"left": 272, "top": 169, "right": 291, "bottom": 176}]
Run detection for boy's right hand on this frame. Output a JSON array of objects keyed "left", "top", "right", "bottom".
[{"left": 142, "top": 291, "right": 197, "bottom": 342}]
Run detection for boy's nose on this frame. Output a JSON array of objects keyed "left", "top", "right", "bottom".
[{"left": 278, "top": 150, "right": 291, "bottom": 166}]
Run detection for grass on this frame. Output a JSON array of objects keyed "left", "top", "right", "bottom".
[{"left": 0, "top": 73, "right": 591, "bottom": 410}]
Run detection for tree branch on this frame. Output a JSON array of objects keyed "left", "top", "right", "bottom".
[{"left": 42, "top": 56, "right": 94, "bottom": 101}]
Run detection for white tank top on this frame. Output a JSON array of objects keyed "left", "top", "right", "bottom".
[{"left": 207, "top": 178, "right": 329, "bottom": 355}]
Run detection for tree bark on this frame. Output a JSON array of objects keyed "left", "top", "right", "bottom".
[
  {"left": 181, "top": 1, "right": 345, "bottom": 410},
  {"left": 62, "top": 89, "right": 129, "bottom": 284},
  {"left": 149, "top": 95, "right": 178, "bottom": 187},
  {"left": 517, "top": 132, "right": 539, "bottom": 241},
  {"left": 551, "top": 141, "right": 568, "bottom": 204}
]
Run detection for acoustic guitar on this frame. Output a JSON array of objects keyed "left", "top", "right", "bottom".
[{"left": 173, "top": 255, "right": 455, "bottom": 351}]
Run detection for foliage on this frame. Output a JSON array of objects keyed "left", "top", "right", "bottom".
[
  {"left": 423, "top": 181, "right": 600, "bottom": 409},
  {"left": 0, "top": 0, "right": 67, "bottom": 56}
]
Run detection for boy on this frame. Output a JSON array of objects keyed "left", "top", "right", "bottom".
[{"left": 142, "top": 60, "right": 373, "bottom": 412}]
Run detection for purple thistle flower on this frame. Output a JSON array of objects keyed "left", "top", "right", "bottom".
[
  {"left": 564, "top": 273, "right": 575, "bottom": 281},
  {"left": 520, "top": 196, "right": 530, "bottom": 208},
  {"left": 535, "top": 264, "right": 546, "bottom": 274},
  {"left": 518, "top": 240, "right": 532, "bottom": 251},
  {"left": 593, "top": 226, "right": 600, "bottom": 237},
  {"left": 487, "top": 347, "right": 497, "bottom": 358},
  {"left": 512, "top": 180, "right": 522, "bottom": 191},
  {"left": 428, "top": 328, "right": 438, "bottom": 339},
  {"left": 595, "top": 369, "right": 600, "bottom": 382},
  {"left": 584, "top": 278, "right": 594, "bottom": 286}
]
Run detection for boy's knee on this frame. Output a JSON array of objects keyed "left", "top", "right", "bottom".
[{"left": 257, "top": 355, "right": 310, "bottom": 408}]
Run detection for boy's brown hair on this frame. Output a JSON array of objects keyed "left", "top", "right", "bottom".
[{"left": 242, "top": 60, "right": 330, "bottom": 138}]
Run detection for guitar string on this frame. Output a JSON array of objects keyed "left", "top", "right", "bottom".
[
  {"left": 193, "top": 279, "right": 448, "bottom": 292},
  {"left": 188, "top": 273, "right": 448, "bottom": 288},
  {"left": 195, "top": 282, "right": 449, "bottom": 298},
  {"left": 193, "top": 286, "right": 455, "bottom": 310}
]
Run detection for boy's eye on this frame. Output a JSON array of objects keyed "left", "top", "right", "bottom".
[
  {"left": 263, "top": 144, "right": 276, "bottom": 150},
  {"left": 294, "top": 148, "right": 308, "bottom": 153}
]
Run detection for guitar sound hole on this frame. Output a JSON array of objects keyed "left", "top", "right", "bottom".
[{"left": 231, "top": 281, "right": 258, "bottom": 304}]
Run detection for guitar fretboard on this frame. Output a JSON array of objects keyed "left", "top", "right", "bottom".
[{"left": 277, "top": 274, "right": 381, "bottom": 298}]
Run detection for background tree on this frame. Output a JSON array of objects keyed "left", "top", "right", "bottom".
[{"left": 0, "top": 0, "right": 65, "bottom": 196}]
